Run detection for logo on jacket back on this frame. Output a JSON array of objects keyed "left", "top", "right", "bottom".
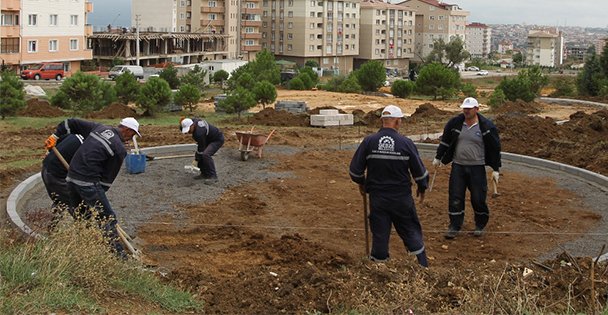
[
  {"left": 101, "top": 130, "right": 114, "bottom": 140},
  {"left": 378, "top": 136, "right": 395, "bottom": 152}
]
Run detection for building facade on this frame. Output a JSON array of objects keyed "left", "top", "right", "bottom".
[
  {"left": 397, "top": 0, "right": 468, "bottom": 62},
  {"left": 356, "top": 0, "right": 415, "bottom": 75},
  {"left": 526, "top": 28, "right": 563, "bottom": 67},
  {"left": 497, "top": 39, "right": 513, "bottom": 54},
  {"left": 465, "top": 22, "right": 490, "bottom": 58},
  {"left": 132, "top": 0, "right": 262, "bottom": 61},
  {"left": 0, "top": 0, "right": 93, "bottom": 73},
  {"left": 260, "top": 0, "right": 361, "bottom": 74}
]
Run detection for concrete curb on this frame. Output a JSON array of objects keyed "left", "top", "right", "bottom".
[
  {"left": 539, "top": 97, "right": 608, "bottom": 109},
  {"left": 7, "top": 143, "right": 608, "bottom": 261}
]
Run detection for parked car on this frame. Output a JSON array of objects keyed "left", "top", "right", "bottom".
[
  {"left": 477, "top": 70, "right": 489, "bottom": 76},
  {"left": 108, "top": 65, "right": 144, "bottom": 80},
  {"left": 20, "top": 62, "right": 65, "bottom": 80},
  {"left": 466, "top": 66, "right": 480, "bottom": 71}
]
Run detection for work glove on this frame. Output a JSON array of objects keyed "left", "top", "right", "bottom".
[
  {"left": 191, "top": 160, "right": 197, "bottom": 167},
  {"left": 492, "top": 171, "right": 500, "bottom": 183},
  {"left": 432, "top": 158, "right": 442, "bottom": 167},
  {"left": 45, "top": 134, "right": 59, "bottom": 150},
  {"left": 358, "top": 184, "right": 366, "bottom": 196}
]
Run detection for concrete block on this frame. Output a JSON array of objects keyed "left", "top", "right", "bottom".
[
  {"left": 310, "top": 114, "right": 353, "bottom": 126},
  {"left": 319, "top": 109, "right": 339, "bottom": 115}
]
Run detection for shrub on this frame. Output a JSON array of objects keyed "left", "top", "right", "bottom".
[
  {"left": 114, "top": 71, "right": 140, "bottom": 104},
  {"left": 288, "top": 77, "right": 305, "bottom": 90},
  {"left": 338, "top": 74, "right": 362, "bottom": 93},
  {"left": 550, "top": 77, "right": 577, "bottom": 97},
  {"left": 137, "top": 77, "right": 172, "bottom": 116},
  {"left": 54, "top": 72, "right": 111, "bottom": 114},
  {"left": 0, "top": 70, "right": 26, "bottom": 119},
  {"left": 391, "top": 79, "right": 415, "bottom": 98},
  {"left": 488, "top": 88, "right": 507, "bottom": 109},
  {"left": 460, "top": 82, "right": 478, "bottom": 98},
  {"left": 497, "top": 76, "right": 535, "bottom": 102},
  {"left": 356, "top": 60, "right": 386, "bottom": 92},
  {"left": 159, "top": 64, "right": 180, "bottom": 89},
  {"left": 174, "top": 83, "right": 201, "bottom": 113}
]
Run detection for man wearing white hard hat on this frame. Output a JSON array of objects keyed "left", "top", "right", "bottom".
[
  {"left": 180, "top": 117, "right": 225, "bottom": 184},
  {"left": 349, "top": 105, "right": 430, "bottom": 267},
  {"left": 433, "top": 97, "right": 501, "bottom": 239},
  {"left": 44, "top": 117, "right": 142, "bottom": 259}
]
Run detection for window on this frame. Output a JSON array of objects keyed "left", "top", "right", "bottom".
[
  {"left": 310, "top": 34, "right": 315, "bottom": 40},
  {"left": 287, "top": 44, "right": 292, "bottom": 50},
  {"left": 309, "top": 45, "right": 315, "bottom": 51},
  {"left": 28, "top": 14, "right": 37, "bottom": 26},
  {"left": 288, "top": 33, "right": 293, "bottom": 39},
  {"left": 70, "top": 15, "right": 78, "bottom": 25},
  {"left": 49, "top": 14, "right": 57, "bottom": 26},
  {"left": 49, "top": 39, "right": 58, "bottom": 51},
  {"left": 209, "top": 1, "right": 216, "bottom": 7},
  {"left": 70, "top": 39, "right": 78, "bottom": 50},
  {"left": 244, "top": 27, "right": 254, "bottom": 33},
  {"left": 1, "top": 13, "right": 19, "bottom": 26},
  {"left": 28, "top": 40, "right": 37, "bottom": 52},
  {"left": 246, "top": 2, "right": 255, "bottom": 8},
  {"left": 180, "top": 13, "right": 185, "bottom": 19},
  {"left": 288, "top": 0, "right": 293, "bottom": 6},
  {"left": 288, "top": 11, "right": 293, "bottom": 17},
  {"left": 180, "top": 26, "right": 185, "bottom": 31},
  {"left": 0, "top": 37, "right": 19, "bottom": 53},
  {"left": 209, "top": 13, "right": 217, "bottom": 20},
  {"left": 244, "top": 39, "right": 255, "bottom": 45},
  {"left": 288, "top": 22, "right": 293, "bottom": 28}
]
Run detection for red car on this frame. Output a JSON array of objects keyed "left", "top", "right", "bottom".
[{"left": 21, "top": 62, "right": 65, "bottom": 80}]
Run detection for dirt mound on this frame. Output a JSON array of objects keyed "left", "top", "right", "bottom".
[
  {"left": 410, "top": 102, "right": 452, "bottom": 118},
  {"left": 249, "top": 108, "right": 309, "bottom": 127},
  {"left": 18, "top": 98, "right": 64, "bottom": 117},
  {"left": 88, "top": 103, "right": 137, "bottom": 119},
  {"left": 361, "top": 107, "right": 384, "bottom": 128},
  {"left": 495, "top": 109, "right": 608, "bottom": 174},
  {"left": 492, "top": 100, "right": 543, "bottom": 114}
]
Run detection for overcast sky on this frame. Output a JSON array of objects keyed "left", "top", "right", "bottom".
[{"left": 88, "top": 0, "right": 608, "bottom": 29}]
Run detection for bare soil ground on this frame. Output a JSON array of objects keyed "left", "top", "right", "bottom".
[{"left": 2, "top": 89, "right": 608, "bottom": 313}]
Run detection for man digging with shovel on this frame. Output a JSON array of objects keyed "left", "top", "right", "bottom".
[
  {"left": 349, "top": 105, "right": 430, "bottom": 267},
  {"left": 45, "top": 117, "right": 141, "bottom": 260}
]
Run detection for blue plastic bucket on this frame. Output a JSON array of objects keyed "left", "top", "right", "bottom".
[{"left": 125, "top": 154, "right": 146, "bottom": 174}]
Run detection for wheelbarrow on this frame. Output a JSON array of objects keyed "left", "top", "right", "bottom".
[{"left": 235, "top": 128, "right": 275, "bottom": 161}]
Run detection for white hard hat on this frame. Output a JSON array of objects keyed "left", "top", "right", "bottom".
[
  {"left": 181, "top": 118, "right": 194, "bottom": 134},
  {"left": 120, "top": 117, "right": 141, "bottom": 137}
]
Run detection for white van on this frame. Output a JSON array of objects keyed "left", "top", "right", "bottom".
[{"left": 108, "top": 65, "right": 144, "bottom": 80}]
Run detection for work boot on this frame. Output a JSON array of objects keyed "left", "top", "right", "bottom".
[
  {"left": 203, "top": 177, "right": 218, "bottom": 185},
  {"left": 369, "top": 255, "right": 389, "bottom": 263},
  {"left": 193, "top": 174, "right": 206, "bottom": 180},
  {"left": 473, "top": 227, "right": 485, "bottom": 237},
  {"left": 444, "top": 227, "right": 459, "bottom": 239}
]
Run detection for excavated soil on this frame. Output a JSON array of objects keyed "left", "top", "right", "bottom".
[
  {"left": 88, "top": 102, "right": 138, "bottom": 119},
  {"left": 2, "top": 89, "right": 608, "bottom": 313},
  {"left": 18, "top": 98, "right": 64, "bottom": 117}
]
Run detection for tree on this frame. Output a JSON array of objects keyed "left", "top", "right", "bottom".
[
  {"left": 174, "top": 83, "right": 201, "bottom": 113},
  {"left": 460, "top": 82, "right": 478, "bottom": 98},
  {"left": 426, "top": 37, "right": 470, "bottom": 68},
  {"left": 577, "top": 53, "right": 604, "bottom": 96},
  {"left": 0, "top": 70, "right": 26, "bottom": 119},
  {"left": 497, "top": 76, "right": 535, "bottom": 102},
  {"left": 600, "top": 41, "right": 608, "bottom": 77},
  {"left": 488, "top": 88, "right": 507, "bottom": 109},
  {"left": 217, "top": 86, "right": 256, "bottom": 119},
  {"left": 250, "top": 49, "right": 281, "bottom": 84},
  {"left": 212, "top": 70, "right": 229, "bottom": 86},
  {"left": 550, "top": 77, "right": 576, "bottom": 97},
  {"left": 252, "top": 80, "right": 277, "bottom": 109},
  {"left": 53, "top": 71, "right": 112, "bottom": 113},
  {"left": 338, "top": 74, "right": 362, "bottom": 93},
  {"left": 287, "top": 77, "right": 305, "bottom": 90},
  {"left": 305, "top": 60, "right": 319, "bottom": 68},
  {"left": 114, "top": 71, "right": 140, "bottom": 104},
  {"left": 519, "top": 65, "right": 548, "bottom": 95},
  {"left": 415, "top": 63, "right": 461, "bottom": 99},
  {"left": 513, "top": 52, "right": 524, "bottom": 66},
  {"left": 299, "top": 66, "right": 319, "bottom": 86},
  {"left": 236, "top": 72, "right": 256, "bottom": 90},
  {"left": 356, "top": 60, "right": 386, "bottom": 92},
  {"left": 159, "top": 64, "right": 180, "bottom": 89},
  {"left": 137, "top": 77, "right": 172, "bottom": 116},
  {"left": 180, "top": 65, "right": 207, "bottom": 91},
  {"left": 391, "top": 79, "right": 415, "bottom": 98}
]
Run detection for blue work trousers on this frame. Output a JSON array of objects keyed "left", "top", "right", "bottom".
[
  {"left": 448, "top": 163, "right": 490, "bottom": 230},
  {"left": 196, "top": 139, "right": 224, "bottom": 178},
  {"left": 368, "top": 191, "right": 425, "bottom": 261},
  {"left": 67, "top": 182, "right": 125, "bottom": 257}
]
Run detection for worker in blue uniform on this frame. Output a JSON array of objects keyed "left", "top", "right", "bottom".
[
  {"left": 45, "top": 117, "right": 141, "bottom": 258},
  {"left": 180, "top": 117, "right": 225, "bottom": 185},
  {"left": 349, "top": 105, "right": 429, "bottom": 267}
]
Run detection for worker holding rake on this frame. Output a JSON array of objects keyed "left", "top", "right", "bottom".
[
  {"left": 433, "top": 97, "right": 501, "bottom": 239},
  {"left": 349, "top": 105, "right": 429, "bottom": 267}
]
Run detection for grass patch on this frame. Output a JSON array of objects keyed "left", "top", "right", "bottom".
[
  {"left": 0, "top": 219, "right": 203, "bottom": 314},
  {"left": 1, "top": 158, "right": 41, "bottom": 170},
  {"left": 0, "top": 116, "right": 71, "bottom": 132}
]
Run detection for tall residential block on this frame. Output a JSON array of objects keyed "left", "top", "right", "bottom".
[
  {"left": 132, "top": 0, "right": 262, "bottom": 61},
  {"left": 526, "top": 28, "right": 563, "bottom": 67},
  {"left": 260, "top": 0, "right": 361, "bottom": 74},
  {"left": 0, "top": 0, "right": 93, "bottom": 73},
  {"left": 356, "top": 0, "right": 415, "bottom": 75},
  {"left": 397, "top": 0, "right": 468, "bottom": 62},
  {"left": 465, "top": 22, "right": 490, "bottom": 58}
]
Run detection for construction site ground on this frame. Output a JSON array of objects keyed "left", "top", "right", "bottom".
[{"left": 2, "top": 89, "right": 608, "bottom": 313}]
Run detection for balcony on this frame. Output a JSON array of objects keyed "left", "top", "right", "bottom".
[
  {"left": 85, "top": 1, "right": 93, "bottom": 13},
  {"left": 1, "top": 0, "right": 20, "bottom": 10},
  {"left": 0, "top": 25, "right": 19, "bottom": 37},
  {"left": 85, "top": 24, "right": 93, "bottom": 36},
  {"left": 242, "top": 20, "right": 262, "bottom": 27},
  {"left": 242, "top": 7, "right": 262, "bottom": 14},
  {"left": 242, "top": 33, "right": 262, "bottom": 39},
  {"left": 201, "top": 6, "right": 225, "bottom": 13},
  {"left": 242, "top": 45, "right": 262, "bottom": 51},
  {"left": 201, "top": 19, "right": 224, "bottom": 27}
]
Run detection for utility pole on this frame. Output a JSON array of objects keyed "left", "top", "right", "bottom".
[{"left": 135, "top": 14, "right": 141, "bottom": 65}]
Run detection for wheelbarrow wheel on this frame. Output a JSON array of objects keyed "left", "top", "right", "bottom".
[{"left": 240, "top": 151, "right": 249, "bottom": 161}]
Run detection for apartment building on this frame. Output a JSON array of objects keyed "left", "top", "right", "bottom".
[
  {"left": 396, "top": 0, "right": 468, "bottom": 62},
  {"left": 497, "top": 40, "right": 513, "bottom": 54},
  {"left": 526, "top": 28, "right": 563, "bottom": 67},
  {"left": 260, "top": 0, "right": 361, "bottom": 74},
  {"left": 465, "top": 22, "right": 490, "bottom": 58},
  {"left": 0, "top": 0, "right": 93, "bottom": 73},
  {"left": 356, "top": 0, "right": 415, "bottom": 75},
  {"left": 132, "top": 0, "right": 262, "bottom": 61},
  {"left": 596, "top": 38, "right": 607, "bottom": 56}
]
